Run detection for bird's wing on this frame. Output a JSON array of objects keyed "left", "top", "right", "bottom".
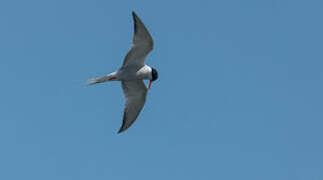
[
  {"left": 118, "top": 80, "right": 148, "bottom": 133},
  {"left": 122, "top": 11, "right": 154, "bottom": 67}
]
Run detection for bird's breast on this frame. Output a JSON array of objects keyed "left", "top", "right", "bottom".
[{"left": 117, "top": 65, "right": 152, "bottom": 81}]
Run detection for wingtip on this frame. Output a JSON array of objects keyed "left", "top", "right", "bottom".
[
  {"left": 132, "top": 11, "right": 139, "bottom": 21},
  {"left": 117, "top": 127, "right": 126, "bottom": 134},
  {"left": 117, "top": 119, "right": 131, "bottom": 134},
  {"left": 132, "top": 11, "right": 138, "bottom": 34},
  {"left": 117, "top": 116, "right": 127, "bottom": 134},
  {"left": 117, "top": 130, "right": 123, "bottom": 134}
]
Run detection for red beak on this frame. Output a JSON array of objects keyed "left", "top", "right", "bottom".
[{"left": 148, "top": 80, "right": 153, "bottom": 89}]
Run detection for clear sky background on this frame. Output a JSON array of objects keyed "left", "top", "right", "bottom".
[{"left": 0, "top": 0, "right": 322, "bottom": 179}]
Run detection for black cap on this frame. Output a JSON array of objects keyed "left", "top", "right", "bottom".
[{"left": 151, "top": 67, "right": 158, "bottom": 81}]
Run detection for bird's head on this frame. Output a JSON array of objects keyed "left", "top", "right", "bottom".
[{"left": 148, "top": 67, "right": 158, "bottom": 89}]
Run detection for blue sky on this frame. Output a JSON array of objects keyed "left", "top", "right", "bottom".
[{"left": 1, "top": 0, "right": 322, "bottom": 179}]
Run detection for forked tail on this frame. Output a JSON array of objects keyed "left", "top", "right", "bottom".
[{"left": 86, "top": 73, "right": 117, "bottom": 86}]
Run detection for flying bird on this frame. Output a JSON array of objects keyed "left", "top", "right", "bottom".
[{"left": 87, "top": 11, "right": 158, "bottom": 133}]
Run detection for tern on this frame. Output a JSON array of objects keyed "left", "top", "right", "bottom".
[{"left": 87, "top": 11, "right": 158, "bottom": 133}]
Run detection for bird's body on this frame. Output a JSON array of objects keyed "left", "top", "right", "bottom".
[
  {"left": 87, "top": 65, "right": 153, "bottom": 84},
  {"left": 87, "top": 11, "right": 158, "bottom": 133}
]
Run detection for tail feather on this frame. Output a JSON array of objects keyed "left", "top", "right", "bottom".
[
  {"left": 86, "top": 73, "right": 117, "bottom": 86},
  {"left": 86, "top": 78, "right": 101, "bottom": 86},
  {"left": 86, "top": 76, "right": 108, "bottom": 86}
]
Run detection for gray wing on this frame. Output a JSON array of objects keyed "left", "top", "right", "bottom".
[
  {"left": 122, "top": 11, "right": 154, "bottom": 67},
  {"left": 118, "top": 80, "right": 148, "bottom": 133}
]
